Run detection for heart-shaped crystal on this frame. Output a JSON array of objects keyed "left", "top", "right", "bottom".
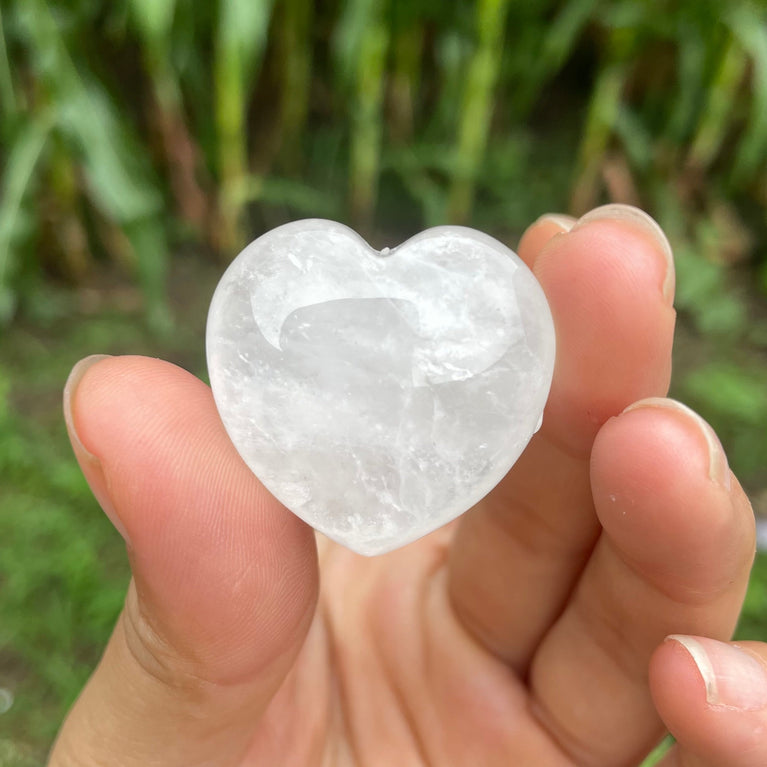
[{"left": 206, "top": 220, "right": 555, "bottom": 555}]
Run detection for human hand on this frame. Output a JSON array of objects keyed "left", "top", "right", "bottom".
[{"left": 51, "top": 205, "right": 762, "bottom": 766}]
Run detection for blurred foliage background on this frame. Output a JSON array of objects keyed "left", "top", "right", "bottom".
[{"left": 1, "top": 0, "right": 767, "bottom": 762}]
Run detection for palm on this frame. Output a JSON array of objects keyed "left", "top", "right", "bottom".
[
  {"left": 53, "top": 208, "right": 755, "bottom": 767},
  {"left": 250, "top": 533, "right": 583, "bottom": 766}
]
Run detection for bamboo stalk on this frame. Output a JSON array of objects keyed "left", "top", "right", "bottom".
[
  {"left": 348, "top": 1, "right": 390, "bottom": 231},
  {"left": 447, "top": 0, "right": 511, "bottom": 224},
  {"left": 214, "top": 0, "right": 274, "bottom": 254},
  {"left": 277, "top": 0, "right": 313, "bottom": 168},
  {"left": 130, "top": 0, "right": 210, "bottom": 233},
  {"left": 389, "top": 16, "right": 423, "bottom": 144},
  {"left": 214, "top": 23, "right": 248, "bottom": 253}
]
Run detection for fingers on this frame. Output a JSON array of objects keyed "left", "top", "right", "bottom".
[
  {"left": 651, "top": 638, "right": 767, "bottom": 767},
  {"left": 50, "top": 356, "right": 318, "bottom": 767},
  {"left": 528, "top": 400, "right": 756, "bottom": 766},
  {"left": 517, "top": 213, "right": 576, "bottom": 268},
  {"left": 448, "top": 205, "right": 676, "bottom": 669}
]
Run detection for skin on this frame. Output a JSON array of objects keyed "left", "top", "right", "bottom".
[{"left": 50, "top": 205, "right": 765, "bottom": 767}]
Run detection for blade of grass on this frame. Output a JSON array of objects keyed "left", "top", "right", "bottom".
[
  {"left": 276, "top": 0, "right": 313, "bottom": 166},
  {"left": 515, "top": 0, "right": 598, "bottom": 114},
  {"left": 129, "top": 0, "right": 177, "bottom": 44},
  {"left": 687, "top": 32, "right": 748, "bottom": 172},
  {"left": 665, "top": 17, "right": 707, "bottom": 145},
  {"left": 726, "top": 4, "right": 767, "bottom": 184},
  {"left": 236, "top": 174, "right": 342, "bottom": 218},
  {"left": 214, "top": 0, "right": 274, "bottom": 253},
  {"left": 334, "top": 0, "right": 378, "bottom": 89},
  {"left": 385, "top": 145, "right": 449, "bottom": 227},
  {"left": 44, "top": 135, "right": 91, "bottom": 279},
  {"left": 349, "top": 1, "right": 390, "bottom": 230},
  {"left": 614, "top": 104, "right": 653, "bottom": 172},
  {"left": 0, "top": 4, "right": 18, "bottom": 118},
  {"left": 389, "top": 1, "right": 425, "bottom": 143},
  {"left": 539, "top": 0, "right": 598, "bottom": 77},
  {"left": 639, "top": 735, "right": 674, "bottom": 767},
  {"left": 334, "top": 0, "right": 392, "bottom": 229},
  {"left": 447, "top": 0, "right": 511, "bottom": 224},
  {"left": 0, "top": 113, "right": 53, "bottom": 323}
]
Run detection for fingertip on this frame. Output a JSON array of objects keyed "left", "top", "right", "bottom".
[
  {"left": 572, "top": 204, "right": 675, "bottom": 304},
  {"left": 622, "top": 397, "right": 731, "bottom": 490},
  {"left": 591, "top": 401, "right": 754, "bottom": 603},
  {"left": 517, "top": 213, "right": 575, "bottom": 268},
  {"left": 651, "top": 637, "right": 767, "bottom": 765},
  {"left": 531, "top": 213, "right": 676, "bottom": 454}
]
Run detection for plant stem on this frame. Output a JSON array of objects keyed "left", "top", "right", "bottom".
[
  {"left": 447, "top": 0, "right": 510, "bottom": 224},
  {"left": 349, "top": 1, "right": 390, "bottom": 231}
]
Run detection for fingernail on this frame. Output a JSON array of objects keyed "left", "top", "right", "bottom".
[
  {"left": 668, "top": 635, "right": 767, "bottom": 711},
  {"left": 64, "top": 355, "right": 129, "bottom": 541},
  {"left": 573, "top": 204, "right": 675, "bottom": 304},
  {"left": 64, "top": 355, "right": 111, "bottom": 462},
  {"left": 536, "top": 213, "right": 577, "bottom": 232},
  {"left": 622, "top": 398, "right": 731, "bottom": 490}
]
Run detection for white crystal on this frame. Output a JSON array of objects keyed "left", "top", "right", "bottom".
[{"left": 206, "top": 220, "right": 555, "bottom": 555}]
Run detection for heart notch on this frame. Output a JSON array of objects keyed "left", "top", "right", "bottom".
[{"left": 207, "top": 220, "right": 555, "bottom": 555}]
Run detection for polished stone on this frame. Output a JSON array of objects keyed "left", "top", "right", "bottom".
[{"left": 207, "top": 220, "right": 555, "bottom": 555}]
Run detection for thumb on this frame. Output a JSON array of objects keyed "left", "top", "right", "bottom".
[
  {"left": 50, "top": 355, "right": 318, "bottom": 766},
  {"left": 651, "top": 635, "right": 767, "bottom": 767}
]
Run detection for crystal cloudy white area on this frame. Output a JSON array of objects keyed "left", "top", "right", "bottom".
[{"left": 206, "top": 220, "right": 556, "bottom": 555}]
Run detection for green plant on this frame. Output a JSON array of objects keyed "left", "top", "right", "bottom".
[
  {"left": 3, "top": 0, "right": 767, "bottom": 317},
  {"left": 214, "top": 0, "right": 274, "bottom": 252}
]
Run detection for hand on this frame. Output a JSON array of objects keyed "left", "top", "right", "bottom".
[{"left": 51, "top": 205, "right": 762, "bottom": 767}]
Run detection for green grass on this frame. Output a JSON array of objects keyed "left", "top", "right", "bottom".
[{"left": 0, "top": 265, "right": 212, "bottom": 757}]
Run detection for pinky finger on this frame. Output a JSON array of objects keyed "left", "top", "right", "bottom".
[{"left": 650, "top": 635, "right": 767, "bottom": 767}]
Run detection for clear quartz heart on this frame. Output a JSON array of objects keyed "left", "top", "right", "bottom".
[{"left": 206, "top": 220, "right": 555, "bottom": 555}]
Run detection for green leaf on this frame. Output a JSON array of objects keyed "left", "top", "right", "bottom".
[
  {"left": 334, "top": 0, "right": 379, "bottom": 87},
  {"left": 214, "top": 0, "right": 275, "bottom": 250},
  {"left": 665, "top": 19, "right": 707, "bottom": 143},
  {"left": 16, "top": 0, "right": 164, "bottom": 224},
  {"left": 58, "top": 83, "right": 163, "bottom": 223},
  {"left": 687, "top": 32, "right": 748, "bottom": 171},
  {"left": 0, "top": 113, "right": 54, "bottom": 319},
  {"left": 129, "top": 0, "right": 177, "bottom": 43},
  {"left": 537, "top": 0, "right": 598, "bottom": 78},
  {"left": 0, "top": 3, "right": 18, "bottom": 117},
  {"left": 726, "top": 4, "right": 767, "bottom": 182},
  {"left": 218, "top": 0, "right": 274, "bottom": 80},
  {"left": 684, "top": 363, "right": 767, "bottom": 424},
  {"left": 639, "top": 735, "right": 674, "bottom": 767},
  {"left": 673, "top": 241, "right": 747, "bottom": 337},
  {"left": 238, "top": 175, "right": 342, "bottom": 218},
  {"left": 448, "top": 0, "right": 512, "bottom": 222}
]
